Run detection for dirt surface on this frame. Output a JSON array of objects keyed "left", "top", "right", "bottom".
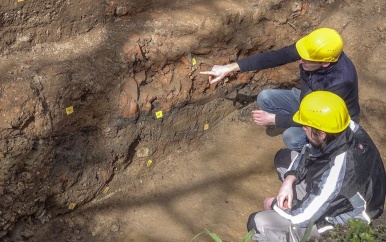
[
  {"left": 1, "top": 0, "right": 386, "bottom": 241},
  {"left": 29, "top": 107, "right": 283, "bottom": 242},
  {"left": 28, "top": 105, "right": 386, "bottom": 242}
]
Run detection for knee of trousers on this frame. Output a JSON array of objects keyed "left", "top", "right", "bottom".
[
  {"left": 247, "top": 212, "right": 259, "bottom": 233},
  {"left": 274, "top": 148, "right": 292, "bottom": 169},
  {"left": 282, "top": 130, "right": 307, "bottom": 152},
  {"left": 256, "top": 89, "right": 272, "bottom": 109}
]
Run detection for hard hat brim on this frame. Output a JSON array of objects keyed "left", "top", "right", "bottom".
[{"left": 295, "top": 37, "right": 311, "bottom": 61}]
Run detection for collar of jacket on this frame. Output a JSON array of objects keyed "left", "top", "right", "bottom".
[
  {"left": 308, "top": 126, "right": 354, "bottom": 160},
  {"left": 302, "top": 52, "right": 345, "bottom": 76}
]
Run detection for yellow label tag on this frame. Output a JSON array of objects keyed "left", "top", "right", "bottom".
[
  {"left": 66, "top": 106, "right": 74, "bottom": 115},
  {"left": 103, "top": 187, "right": 110, "bottom": 194},
  {"left": 204, "top": 123, "right": 209, "bottom": 130},
  {"left": 68, "top": 203, "right": 77, "bottom": 210},
  {"left": 17, "top": 0, "right": 24, "bottom": 2},
  {"left": 155, "top": 110, "right": 163, "bottom": 119},
  {"left": 192, "top": 58, "right": 197, "bottom": 66},
  {"left": 147, "top": 159, "right": 153, "bottom": 167}
]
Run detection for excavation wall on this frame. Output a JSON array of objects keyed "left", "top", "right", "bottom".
[{"left": 2, "top": 0, "right": 385, "bottom": 239}]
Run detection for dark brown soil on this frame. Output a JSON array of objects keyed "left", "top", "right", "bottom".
[{"left": 1, "top": 0, "right": 386, "bottom": 241}]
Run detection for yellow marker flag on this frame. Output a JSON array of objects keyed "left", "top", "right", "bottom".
[
  {"left": 66, "top": 106, "right": 74, "bottom": 115},
  {"left": 155, "top": 110, "right": 163, "bottom": 119},
  {"left": 192, "top": 58, "right": 197, "bottom": 66},
  {"left": 68, "top": 203, "right": 77, "bottom": 210},
  {"left": 17, "top": 0, "right": 24, "bottom": 2},
  {"left": 147, "top": 159, "right": 153, "bottom": 167},
  {"left": 103, "top": 187, "right": 110, "bottom": 194},
  {"left": 204, "top": 123, "right": 209, "bottom": 130}
]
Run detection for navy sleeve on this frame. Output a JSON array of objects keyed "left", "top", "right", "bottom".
[
  {"left": 275, "top": 113, "right": 302, "bottom": 128},
  {"left": 236, "top": 43, "right": 300, "bottom": 72}
]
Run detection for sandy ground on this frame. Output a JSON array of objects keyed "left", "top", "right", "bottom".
[
  {"left": 31, "top": 104, "right": 285, "bottom": 242},
  {"left": 7, "top": 1, "right": 386, "bottom": 242},
  {"left": 29, "top": 95, "right": 386, "bottom": 242},
  {"left": 31, "top": 94, "right": 386, "bottom": 242}
]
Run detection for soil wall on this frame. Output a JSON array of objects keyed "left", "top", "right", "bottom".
[{"left": 0, "top": 0, "right": 355, "bottom": 238}]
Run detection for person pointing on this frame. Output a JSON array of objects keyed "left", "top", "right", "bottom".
[{"left": 200, "top": 27, "right": 359, "bottom": 151}]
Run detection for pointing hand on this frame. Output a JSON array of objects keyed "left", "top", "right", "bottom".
[{"left": 200, "top": 63, "right": 240, "bottom": 84}]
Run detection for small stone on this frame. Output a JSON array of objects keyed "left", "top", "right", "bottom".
[
  {"left": 21, "top": 228, "right": 34, "bottom": 239},
  {"left": 68, "top": 220, "right": 75, "bottom": 228},
  {"left": 136, "top": 147, "right": 151, "bottom": 158},
  {"left": 110, "top": 224, "right": 119, "bottom": 232}
]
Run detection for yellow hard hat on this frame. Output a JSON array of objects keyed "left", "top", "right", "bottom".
[
  {"left": 296, "top": 28, "right": 343, "bottom": 62},
  {"left": 293, "top": 91, "right": 350, "bottom": 133}
]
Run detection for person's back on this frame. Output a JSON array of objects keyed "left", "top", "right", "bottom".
[
  {"left": 288, "top": 92, "right": 384, "bottom": 228},
  {"left": 345, "top": 124, "right": 385, "bottom": 220},
  {"left": 298, "top": 51, "right": 359, "bottom": 120},
  {"left": 247, "top": 91, "right": 385, "bottom": 242},
  {"left": 289, "top": 121, "right": 386, "bottom": 230}
]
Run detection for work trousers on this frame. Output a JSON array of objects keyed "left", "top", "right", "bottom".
[{"left": 247, "top": 149, "right": 320, "bottom": 242}]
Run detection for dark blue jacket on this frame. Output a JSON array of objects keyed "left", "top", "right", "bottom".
[{"left": 236, "top": 44, "right": 360, "bottom": 128}]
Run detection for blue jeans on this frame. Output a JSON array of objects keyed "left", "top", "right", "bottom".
[{"left": 257, "top": 88, "right": 307, "bottom": 151}]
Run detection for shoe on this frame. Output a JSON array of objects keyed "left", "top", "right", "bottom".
[{"left": 266, "top": 126, "right": 285, "bottom": 137}]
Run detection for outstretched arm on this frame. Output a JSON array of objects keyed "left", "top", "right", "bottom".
[{"left": 200, "top": 44, "right": 299, "bottom": 84}]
